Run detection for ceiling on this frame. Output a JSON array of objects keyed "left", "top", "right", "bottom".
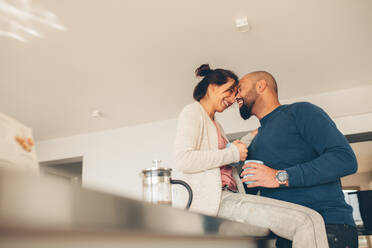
[{"left": 1, "top": 0, "right": 372, "bottom": 140}]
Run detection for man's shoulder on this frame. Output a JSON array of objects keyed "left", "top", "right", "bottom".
[
  {"left": 283, "top": 102, "right": 333, "bottom": 126},
  {"left": 285, "top": 102, "right": 324, "bottom": 115}
]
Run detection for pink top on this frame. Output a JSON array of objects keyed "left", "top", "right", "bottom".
[{"left": 212, "top": 121, "right": 238, "bottom": 192}]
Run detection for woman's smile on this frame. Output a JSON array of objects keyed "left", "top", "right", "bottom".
[{"left": 222, "top": 99, "right": 232, "bottom": 109}]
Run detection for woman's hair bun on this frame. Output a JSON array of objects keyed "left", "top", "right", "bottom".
[{"left": 195, "top": 64, "right": 212, "bottom": 77}]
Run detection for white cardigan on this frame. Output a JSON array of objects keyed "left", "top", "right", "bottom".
[{"left": 173, "top": 102, "right": 253, "bottom": 216}]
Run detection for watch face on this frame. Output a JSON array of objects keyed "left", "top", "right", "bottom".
[{"left": 277, "top": 171, "right": 288, "bottom": 182}]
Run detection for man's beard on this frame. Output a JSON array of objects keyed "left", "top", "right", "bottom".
[
  {"left": 239, "top": 99, "right": 254, "bottom": 120},
  {"left": 239, "top": 87, "right": 258, "bottom": 120}
]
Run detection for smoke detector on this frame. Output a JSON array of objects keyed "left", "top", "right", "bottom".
[
  {"left": 91, "top": 110, "right": 103, "bottom": 118},
  {"left": 235, "top": 17, "right": 250, "bottom": 32}
]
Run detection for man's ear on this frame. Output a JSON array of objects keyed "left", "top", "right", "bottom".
[{"left": 256, "top": 79, "right": 267, "bottom": 93}]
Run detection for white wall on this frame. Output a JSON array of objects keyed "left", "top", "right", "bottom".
[
  {"left": 37, "top": 119, "right": 178, "bottom": 199},
  {"left": 36, "top": 84, "right": 372, "bottom": 200},
  {"left": 341, "top": 171, "right": 372, "bottom": 190}
]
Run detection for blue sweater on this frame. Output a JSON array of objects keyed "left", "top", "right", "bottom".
[{"left": 246, "top": 102, "right": 357, "bottom": 226}]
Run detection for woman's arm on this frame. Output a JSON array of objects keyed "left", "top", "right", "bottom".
[{"left": 174, "top": 105, "right": 240, "bottom": 174}]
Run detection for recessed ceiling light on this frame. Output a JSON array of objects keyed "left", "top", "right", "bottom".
[{"left": 235, "top": 17, "right": 250, "bottom": 32}]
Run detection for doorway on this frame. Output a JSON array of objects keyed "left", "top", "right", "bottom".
[{"left": 40, "top": 156, "right": 83, "bottom": 185}]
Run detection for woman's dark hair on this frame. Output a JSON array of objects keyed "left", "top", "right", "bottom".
[{"left": 193, "top": 64, "right": 239, "bottom": 101}]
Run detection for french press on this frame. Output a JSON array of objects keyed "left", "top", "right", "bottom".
[{"left": 142, "top": 160, "right": 193, "bottom": 209}]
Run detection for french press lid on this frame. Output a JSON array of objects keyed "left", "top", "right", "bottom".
[{"left": 142, "top": 160, "right": 172, "bottom": 177}]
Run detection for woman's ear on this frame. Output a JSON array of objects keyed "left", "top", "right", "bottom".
[
  {"left": 204, "top": 84, "right": 215, "bottom": 98},
  {"left": 208, "top": 84, "right": 217, "bottom": 93}
]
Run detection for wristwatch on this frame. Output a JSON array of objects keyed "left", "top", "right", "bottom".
[{"left": 275, "top": 170, "right": 289, "bottom": 188}]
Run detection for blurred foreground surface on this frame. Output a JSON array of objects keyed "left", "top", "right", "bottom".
[{"left": 0, "top": 169, "right": 274, "bottom": 248}]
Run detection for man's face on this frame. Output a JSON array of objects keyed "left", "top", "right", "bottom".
[{"left": 236, "top": 77, "right": 258, "bottom": 120}]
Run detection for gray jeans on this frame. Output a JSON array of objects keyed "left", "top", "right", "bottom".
[{"left": 217, "top": 191, "right": 329, "bottom": 248}]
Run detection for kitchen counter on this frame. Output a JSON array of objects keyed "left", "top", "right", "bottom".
[{"left": 0, "top": 169, "right": 274, "bottom": 248}]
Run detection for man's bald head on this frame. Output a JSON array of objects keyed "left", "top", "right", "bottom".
[
  {"left": 237, "top": 71, "right": 280, "bottom": 120},
  {"left": 240, "top": 71, "right": 278, "bottom": 94}
]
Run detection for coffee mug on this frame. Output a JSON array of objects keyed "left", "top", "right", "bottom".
[{"left": 243, "top": 160, "right": 263, "bottom": 184}]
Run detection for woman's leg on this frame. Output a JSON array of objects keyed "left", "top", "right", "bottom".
[{"left": 217, "top": 191, "right": 329, "bottom": 248}]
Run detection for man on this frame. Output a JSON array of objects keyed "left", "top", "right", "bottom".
[{"left": 236, "top": 71, "right": 358, "bottom": 248}]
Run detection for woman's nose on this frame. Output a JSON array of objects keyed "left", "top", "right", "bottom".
[{"left": 227, "top": 94, "right": 236, "bottom": 103}]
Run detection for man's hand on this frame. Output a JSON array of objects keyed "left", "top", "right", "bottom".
[{"left": 241, "top": 162, "right": 281, "bottom": 188}]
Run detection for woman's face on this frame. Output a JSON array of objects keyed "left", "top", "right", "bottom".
[{"left": 209, "top": 78, "right": 237, "bottom": 113}]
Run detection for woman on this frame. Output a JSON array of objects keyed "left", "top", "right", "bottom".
[{"left": 174, "top": 64, "right": 329, "bottom": 248}]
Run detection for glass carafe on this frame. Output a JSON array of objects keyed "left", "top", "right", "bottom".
[{"left": 142, "top": 160, "right": 192, "bottom": 209}]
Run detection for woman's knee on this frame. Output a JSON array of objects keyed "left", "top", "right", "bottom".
[
  {"left": 300, "top": 209, "right": 325, "bottom": 232},
  {"left": 306, "top": 209, "right": 324, "bottom": 224}
]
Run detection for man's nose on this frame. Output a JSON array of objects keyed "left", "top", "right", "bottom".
[{"left": 235, "top": 91, "right": 242, "bottom": 100}]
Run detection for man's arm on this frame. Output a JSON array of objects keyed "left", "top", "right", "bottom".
[{"left": 285, "top": 102, "right": 357, "bottom": 187}]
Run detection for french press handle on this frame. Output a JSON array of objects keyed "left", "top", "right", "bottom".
[{"left": 170, "top": 179, "right": 193, "bottom": 209}]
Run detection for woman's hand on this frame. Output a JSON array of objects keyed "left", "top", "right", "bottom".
[{"left": 232, "top": 140, "right": 248, "bottom": 161}]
